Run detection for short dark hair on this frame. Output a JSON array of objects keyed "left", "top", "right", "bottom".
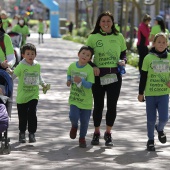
[
  {"left": 78, "top": 45, "right": 94, "bottom": 58},
  {"left": 21, "top": 43, "right": 36, "bottom": 55}
]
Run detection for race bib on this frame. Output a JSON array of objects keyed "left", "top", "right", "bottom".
[
  {"left": 152, "top": 60, "right": 169, "bottom": 73},
  {"left": 24, "top": 72, "right": 39, "bottom": 85},
  {"left": 100, "top": 74, "right": 118, "bottom": 85}
]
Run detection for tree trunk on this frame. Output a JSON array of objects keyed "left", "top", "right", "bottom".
[
  {"left": 75, "top": 0, "right": 79, "bottom": 28},
  {"left": 129, "top": 3, "right": 135, "bottom": 50},
  {"left": 123, "top": 0, "right": 129, "bottom": 38},
  {"left": 109, "top": 0, "right": 114, "bottom": 14}
]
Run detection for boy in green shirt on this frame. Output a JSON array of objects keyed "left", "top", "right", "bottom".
[
  {"left": 7, "top": 43, "right": 50, "bottom": 143},
  {"left": 67, "top": 46, "right": 94, "bottom": 148}
]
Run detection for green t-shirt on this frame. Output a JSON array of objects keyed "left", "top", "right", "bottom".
[
  {"left": 86, "top": 33, "right": 126, "bottom": 68},
  {"left": 67, "top": 62, "right": 94, "bottom": 109},
  {"left": 0, "top": 34, "right": 14, "bottom": 62},
  {"left": 150, "top": 25, "right": 161, "bottom": 36},
  {"left": 2, "top": 19, "right": 10, "bottom": 32},
  {"left": 150, "top": 25, "right": 169, "bottom": 40},
  {"left": 14, "top": 61, "right": 41, "bottom": 104},
  {"left": 38, "top": 22, "right": 45, "bottom": 33},
  {"left": 115, "top": 24, "right": 120, "bottom": 32},
  {"left": 12, "top": 24, "right": 30, "bottom": 46},
  {"left": 142, "top": 53, "right": 170, "bottom": 96}
]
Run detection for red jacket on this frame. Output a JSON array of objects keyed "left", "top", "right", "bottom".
[{"left": 137, "top": 22, "right": 150, "bottom": 46}]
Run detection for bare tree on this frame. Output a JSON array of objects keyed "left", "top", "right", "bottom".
[{"left": 75, "top": 0, "right": 79, "bottom": 28}]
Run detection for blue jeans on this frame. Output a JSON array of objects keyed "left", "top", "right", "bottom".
[
  {"left": 146, "top": 95, "right": 169, "bottom": 140},
  {"left": 69, "top": 105, "right": 91, "bottom": 138}
]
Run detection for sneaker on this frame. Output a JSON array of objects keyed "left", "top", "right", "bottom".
[
  {"left": 29, "top": 133, "right": 36, "bottom": 143},
  {"left": 19, "top": 132, "right": 26, "bottom": 143},
  {"left": 91, "top": 133, "right": 100, "bottom": 145},
  {"left": 104, "top": 132, "right": 113, "bottom": 146},
  {"left": 79, "top": 138, "right": 86, "bottom": 148},
  {"left": 155, "top": 125, "right": 167, "bottom": 144},
  {"left": 147, "top": 140, "right": 155, "bottom": 151},
  {"left": 70, "top": 126, "right": 77, "bottom": 139}
]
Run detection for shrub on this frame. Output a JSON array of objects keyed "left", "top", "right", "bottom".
[{"left": 127, "top": 52, "right": 139, "bottom": 68}]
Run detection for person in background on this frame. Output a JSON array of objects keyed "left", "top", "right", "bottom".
[
  {"left": 137, "top": 14, "right": 151, "bottom": 75},
  {"left": 67, "top": 45, "right": 94, "bottom": 148},
  {"left": 0, "top": 17, "right": 15, "bottom": 119},
  {"left": 138, "top": 32, "right": 170, "bottom": 151},
  {"left": 38, "top": 18, "right": 45, "bottom": 44},
  {"left": 68, "top": 21, "right": 73, "bottom": 35},
  {"left": 7, "top": 43, "right": 50, "bottom": 143},
  {"left": 149, "top": 15, "right": 169, "bottom": 44},
  {"left": 86, "top": 11, "right": 127, "bottom": 147},
  {"left": 0, "top": 10, "right": 11, "bottom": 32},
  {"left": 12, "top": 16, "right": 30, "bottom": 46},
  {"left": 10, "top": 14, "right": 20, "bottom": 31},
  {"left": 23, "top": 12, "right": 29, "bottom": 26}
]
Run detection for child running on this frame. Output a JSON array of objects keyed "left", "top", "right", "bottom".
[
  {"left": 7, "top": 43, "right": 50, "bottom": 143},
  {"left": 66, "top": 45, "right": 94, "bottom": 148},
  {"left": 138, "top": 32, "right": 170, "bottom": 151}
]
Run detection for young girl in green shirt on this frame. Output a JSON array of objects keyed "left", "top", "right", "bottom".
[{"left": 138, "top": 33, "right": 170, "bottom": 151}]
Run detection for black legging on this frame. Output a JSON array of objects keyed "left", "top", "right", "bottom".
[
  {"left": 137, "top": 45, "right": 149, "bottom": 75},
  {"left": 92, "top": 74, "right": 122, "bottom": 127}
]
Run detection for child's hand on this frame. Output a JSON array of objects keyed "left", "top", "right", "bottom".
[
  {"left": 74, "top": 76, "right": 81, "bottom": 83},
  {"left": 1, "top": 60, "right": 8, "bottom": 68},
  {"left": 6, "top": 67, "right": 13, "bottom": 74},
  {"left": 42, "top": 84, "right": 50, "bottom": 94},
  {"left": 118, "top": 60, "right": 126, "bottom": 66},
  {"left": 138, "top": 94, "right": 145, "bottom": 102},
  {"left": 167, "top": 81, "right": 170, "bottom": 88},
  {"left": 93, "top": 67, "right": 100, "bottom": 76},
  {"left": 67, "top": 80, "right": 71, "bottom": 87}
]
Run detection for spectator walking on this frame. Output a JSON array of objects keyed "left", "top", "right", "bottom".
[
  {"left": 137, "top": 14, "right": 151, "bottom": 75},
  {"left": 149, "top": 15, "right": 169, "bottom": 44},
  {"left": 0, "top": 10, "right": 11, "bottom": 32},
  {"left": 12, "top": 17, "right": 30, "bottom": 46},
  {"left": 38, "top": 18, "right": 45, "bottom": 44}
]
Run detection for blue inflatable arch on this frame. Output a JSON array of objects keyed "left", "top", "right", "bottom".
[{"left": 39, "top": 0, "right": 60, "bottom": 38}]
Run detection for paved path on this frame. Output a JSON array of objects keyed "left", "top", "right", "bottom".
[{"left": 0, "top": 34, "right": 170, "bottom": 170}]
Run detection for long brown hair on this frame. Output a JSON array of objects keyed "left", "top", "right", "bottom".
[{"left": 91, "top": 11, "right": 119, "bottom": 35}]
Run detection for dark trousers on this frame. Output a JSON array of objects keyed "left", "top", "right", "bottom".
[
  {"left": 137, "top": 45, "right": 149, "bottom": 75},
  {"left": 92, "top": 74, "right": 122, "bottom": 127},
  {"left": 38, "top": 33, "right": 44, "bottom": 44},
  {"left": 17, "top": 99, "right": 38, "bottom": 133}
]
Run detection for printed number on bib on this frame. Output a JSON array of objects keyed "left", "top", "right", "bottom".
[
  {"left": 100, "top": 74, "right": 118, "bottom": 85},
  {"left": 152, "top": 60, "right": 169, "bottom": 73},
  {"left": 24, "top": 72, "right": 39, "bottom": 85}
]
